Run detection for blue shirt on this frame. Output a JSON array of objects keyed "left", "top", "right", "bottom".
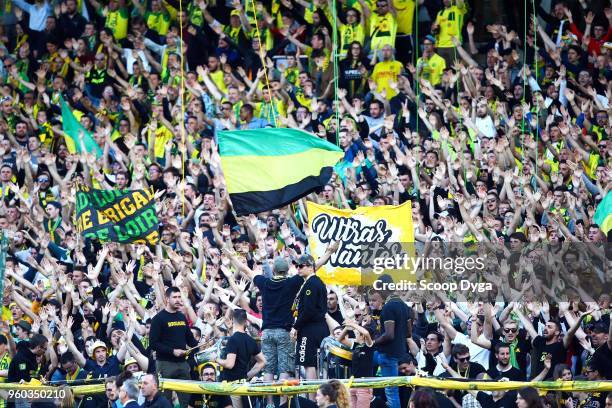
[
  {"left": 84, "top": 355, "right": 120, "bottom": 378},
  {"left": 11, "top": 0, "right": 51, "bottom": 31},
  {"left": 243, "top": 118, "right": 268, "bottom": 129}
]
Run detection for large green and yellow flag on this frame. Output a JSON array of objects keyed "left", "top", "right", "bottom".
[
  {"left": 75, "top": 184, "right": 159, "bottom": 244},
  {"left": 60, "top": 96, "right": 103, "bottom": 158},
  {"left": 218, "top": 128, "right": 343, "bottom": 215},
  {"left": 594, "top": 191, "right": 612, "bottom": 236}
]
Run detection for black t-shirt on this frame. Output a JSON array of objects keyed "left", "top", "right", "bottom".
[
  {"left": 446, "top": 362, "right": 487, "bottom": 379},
  {"left": 221, "top": 331, "right": 260, "bottom": 381},
  {"left": 476, "top": 390, "right": 518, "bottom": 408},
  {"left": 487, "top": 364, "right": 525, "bottom": 381},
  {"left": 532, "top": 336, "right": 566, "bottom": 380},
  {"left": 441, "top": 362, "right": 487, "bottom": 402},
  {"left": 590, "top": 342, "right": 612, "bottom": 380},
  {"left": 377, "top": 296, "right": 410, "bottom": 358},
  {"left": 279, "top": 396, "right": 317, "bottom": 408},
  {"left": 490, "top": 334, "right": 531, "bottom": 378},
  {"left": 149, "top": 309, "right": 198, "bottom": 362},
  {"left": 254, "top": 274, "right": 303, "bottom": 330},
  {"left": 351, "top": 343, "right": 374, "bottom": 378},
  {"left": 189, "top": 393, "right": 232, "bottom": 408},
  {"left": 293, "top": 275, "right": 327, "bottom": 330},
  {"left": 329, "top": 308, "right": 344, "bottom": 325},
  {"left": 7, "top": 344, "right": 38, "bottom": 382}
]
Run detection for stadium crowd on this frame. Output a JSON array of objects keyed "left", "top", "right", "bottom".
[{"left": 0, "top": 0, "right": 611, "bottom": 407}]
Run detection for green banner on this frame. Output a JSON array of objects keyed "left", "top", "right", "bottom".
[{"left": 76, "top": 185, "right": 159, "bottom": 244}]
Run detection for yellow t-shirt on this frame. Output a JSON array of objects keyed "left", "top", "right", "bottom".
[
  {"left": 393, "top": 0, "right": 416, "bottom": 35},
  {"left": 340, "top": 23, "right": 366, "bottom": 54},
  {"left": 417, "top": 53, "right": 446, "bottom": 86},
  {"left": 372, "top": 60, "right": 403, "bottom": 99},
  {"left": 145, "top": 11, "right": 171, "bottom": 36},
  {"left": 584, "top": 152, "right": 600, "bottom": 179},
  {"left": 148, "top": 125, "right": 173, "bottom": 159},
  {"left": 255, "top": 100, "right": 287, "bottom": 124},
  {"left": 369, "top": 12, "right": 398, "bottom": 51},
  {"left": 209, "top": 69, "right": 228, "bottom": 94},
  {"left": 435, "top": 3, "right": 467, "bottom": 48},
  {"left": 105, "top": 7, "right": 129, "bottom": 40}
]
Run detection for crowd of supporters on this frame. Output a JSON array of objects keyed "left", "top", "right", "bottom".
[{"left": 0, "top": 0, "right": 611, "bottom": 407}]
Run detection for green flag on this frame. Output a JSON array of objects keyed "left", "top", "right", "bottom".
[
  {"left": 60, "top": 96, "right": 103, "bottom": 158},
  {"left": 218, "top": 128, "right": 343, "bottom": 215},
  {"left": 75, "top": 184, "right": 160, "bottom": 244},
  {"left": 594, "top": 191, "right": 612, "bottom": 236}
]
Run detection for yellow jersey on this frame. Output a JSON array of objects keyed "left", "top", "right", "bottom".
[
  {"left": 255, "top": 100, "right": 286, "bottom": 124},
  {"left": 0, "top": 352, "right": 10, "bottom": 408},
  {"left": 145, "top": 10, "right": 171, "bottom": 36},
  {"left": 209, "top": 69, "right": 228, "bottom": 95},
  {"left": 372, "top": 60, "right": 403, "bottom": 99},
  {"left": 434, "top": 3, "right": 467, "bottom": 48},
  {"left": 340, "top": 23, "right": 366, "bottom": 54},
  {"left": 417, "top": 53, "right": 446, "bottom": 86},
  {"left": 148, "top": 125, "right": 173, "bottom": 159},
  {"left": 369, "top": 12, "right": 398, "bottom": 50},
  {"left": 393, "top": 0, "right": 416, "bottom": 35},
  {"left": 105, "top": 7, "right": 129, "bottom": 40}
]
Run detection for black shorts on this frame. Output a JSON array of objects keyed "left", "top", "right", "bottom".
[{"left": 296, "top": 322, "right": 329, "bottom": 367}]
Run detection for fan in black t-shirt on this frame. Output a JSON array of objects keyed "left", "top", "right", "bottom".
[
  {"left": 215, "top": 309, "right": 266, "bottom": 408},
  {"left": 439, "top": 344, "right": 487, "bottom": 380},
  {"left": 589, "top": 322, "right": 612, "bottom": 380},
  {"left": 514, "top": 308, "right": 571, "bottom": 380},
  {"left": 438, "top": 344, "right": 487, "bottom": 403},
  {"left": 188, "top": 364, "right": 232, "bottom": 408},
  {"left": 475, "top": 389, "right": 518, "bottom": 408},
  {"left": 487, "top": 343, "right": 525, "bottom": 381},
  {"left": 216, "top": 309, "right": 265, "bottom": 382}
]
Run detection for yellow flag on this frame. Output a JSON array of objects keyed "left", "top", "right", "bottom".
[{"left": 306, "top": 201, "right": 415, "bottom": 285}]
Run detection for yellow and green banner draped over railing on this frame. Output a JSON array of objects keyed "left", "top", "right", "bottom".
[{"left": 2, "top": 377, "right": 611, "bottom": 396}]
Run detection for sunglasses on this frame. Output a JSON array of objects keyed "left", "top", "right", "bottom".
[
  {"left": 504, "top": 328, "right": 518, "bottom": 333},
  {"left": 456, "top": 356, "right": 471, "bottom": 362},
  {"left": 354, "top": 313, "right": 362, "bottom": 318},
  {"left": 297, "top": 264, "right": 309, "bottom": 268}
]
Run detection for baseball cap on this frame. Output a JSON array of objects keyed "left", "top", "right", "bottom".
[
  {"left": 296, "top": 254, "right": 315, "bottom": 266},
  {"left": 273, "top": 256, "right": 289, "bottom": 273}
]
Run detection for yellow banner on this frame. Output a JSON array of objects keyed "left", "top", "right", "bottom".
[{"left": 306, "top": 201, "right": 415, "bottom": 285}]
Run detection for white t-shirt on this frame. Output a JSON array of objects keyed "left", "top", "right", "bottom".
[{"left": 452, "top": 331, "right": 491, "bottom": 370}]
